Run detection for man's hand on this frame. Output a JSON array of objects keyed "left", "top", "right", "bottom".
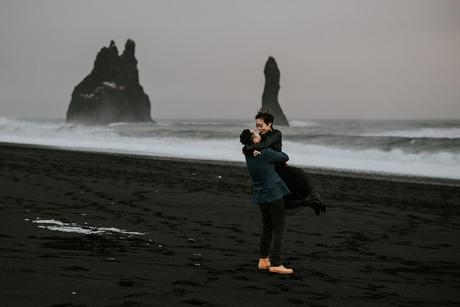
[{"left": 253, "top": 150, "right": 262, "bottom": 157}]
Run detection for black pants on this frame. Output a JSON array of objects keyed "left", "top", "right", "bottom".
[
  {"left": 275, "top": 163, "right": 315, "bottom": 211},
  {"left": 258, "top": 198, "right": 286, "bottom": 267}
]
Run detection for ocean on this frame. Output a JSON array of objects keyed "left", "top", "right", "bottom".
[{"left": 1, "top": 117, "right": 459, "bottom": 180}]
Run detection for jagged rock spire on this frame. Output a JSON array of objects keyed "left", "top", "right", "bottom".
[
  {"left": 122, "top": 39, "right": 137, "bottom": 65},
  {"left": 66, "top": 40, "right": 153, "bottom": 125},
  {"left": 261, "top": 56, "right": 289, "bottom": 126}
]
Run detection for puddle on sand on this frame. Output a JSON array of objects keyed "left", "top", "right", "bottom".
[{"left": 31, "top": 219, "right": 146, "bottom": 235}]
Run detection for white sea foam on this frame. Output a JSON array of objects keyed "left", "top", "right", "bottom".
[
  {"left": 1, "top": 117, "right": 459, "bottom": 179},
  {"left": 283, "top": 141, "right": 460, "bottom": 179},
  {"left": 289, "top": 120, "right": 318, "bottom": 127},
  {"left": 107, "top": 122, "right": 145, "bottom": 127},
  {"left": 32, "top": 219, "right": 146, "bottom": 235},
  {"left": 363, "top": 128, "right": 460, "bottom": 139}
]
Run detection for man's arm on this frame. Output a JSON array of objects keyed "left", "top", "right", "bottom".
[
  {"left": 265, "top": 148, "right": 289, "bottom": 164},
  {"left": 243, "top": 130, "right": 282, "bottom": 153}
]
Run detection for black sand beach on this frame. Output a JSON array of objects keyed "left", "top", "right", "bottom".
[{"left": 1, "top": 142, "right": 459, "bottom": 306}]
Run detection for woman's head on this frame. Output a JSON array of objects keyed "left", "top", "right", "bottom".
[
  {"left": 240, "top": 129, "right": 261, "bottom": 145},
  {"left": 255, "top": 112, "right": 274, "bottom": 135}
]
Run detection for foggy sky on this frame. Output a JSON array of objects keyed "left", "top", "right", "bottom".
[{"left": 1, "top": 0, "right": 459, "bottom": 120}]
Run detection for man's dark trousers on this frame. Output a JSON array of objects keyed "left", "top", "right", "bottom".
[{"left": 258, "top": 198, "right": 286, "bottom": 267}]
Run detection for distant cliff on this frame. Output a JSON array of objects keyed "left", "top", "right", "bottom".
[
  {"left": 261, "top": 57, "right": 289, "bottom": 126},
  {"left": 66, "top": 40, "right": 153, "bottom": 125}
]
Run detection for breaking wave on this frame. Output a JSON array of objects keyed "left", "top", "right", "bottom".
[{"left": 1, "top": 117, "right": 459, "bottom": 179}]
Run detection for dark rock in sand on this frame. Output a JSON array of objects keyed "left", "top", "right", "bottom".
[
  {"left": 66, "top": 39, "right": 153, "bottom": 125},
  {"left": 261, "top": 56, "right": 289, "bottom": 126}
]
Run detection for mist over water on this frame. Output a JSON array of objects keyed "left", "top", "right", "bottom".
[{"left": 1, "top": 117, "right": 459, "bottom": 179}]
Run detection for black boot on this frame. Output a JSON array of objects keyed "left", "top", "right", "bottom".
[
  {"left": 308, "top": 196, "right": 321, "bottom": 215},
  {"left": 285, "top": 196, "right": 321, "bottom": 216},
  {"left": 311, "top": 191, "right": 326, "bottom": 213}
]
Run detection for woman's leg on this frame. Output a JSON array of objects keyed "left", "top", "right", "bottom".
[{"left": 275, "top": 164, "right": 313, "bottom": 199}]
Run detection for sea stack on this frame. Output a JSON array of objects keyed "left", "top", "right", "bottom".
[
  {"left": 261, "top": 57, "right": 289, "bottom": 126},
  {"left": 66, "top": 40, "right": 153, "bottom": 125}
]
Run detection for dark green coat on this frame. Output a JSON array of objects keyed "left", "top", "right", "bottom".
[{"left": 244, "top": 147, "right": 290, "bottom": 204}]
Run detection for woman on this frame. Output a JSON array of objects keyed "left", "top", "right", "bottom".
[{"left": 243, "top": 112, "right": 325, "bottom": 215}]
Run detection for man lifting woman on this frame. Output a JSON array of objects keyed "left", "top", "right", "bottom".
[{"left": 240, "top": 111, "right": 325, "bottom": 274}]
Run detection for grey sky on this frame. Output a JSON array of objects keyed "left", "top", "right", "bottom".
[{"left": 1, "top": 0, "right": 459, "bottom": 120}]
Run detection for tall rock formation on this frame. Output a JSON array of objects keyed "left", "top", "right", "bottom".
[
  {"left": 66, "top": 40, "right": 153, "bottom": 125},
  {"left": 261, "top": 57, "right": 289, "bottom": 126}
]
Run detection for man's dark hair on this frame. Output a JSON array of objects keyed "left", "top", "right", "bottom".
[
  {"left": 239, "top": 129, "right": 253, "bottom": 145},
  {"left": 255, "top": 111, "right": 274, "bottom": 125}
]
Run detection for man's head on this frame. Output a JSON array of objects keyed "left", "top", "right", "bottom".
[
  {"left": 240, "top": 129, "right": 261, "bottom": 145},
  {"left": 255, "top": 112, "right": 274, "bottom": 135}
]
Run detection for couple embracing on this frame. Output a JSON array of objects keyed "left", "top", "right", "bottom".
[{"left": 240, "top": 112, "right": 325, "bottom": 275}]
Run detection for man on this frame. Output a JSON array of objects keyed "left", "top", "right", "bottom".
[{"left": 240, "top": 128, "right": 294, "bottom": 275}]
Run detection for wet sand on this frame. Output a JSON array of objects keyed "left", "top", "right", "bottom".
[{"left": 1, "top": 142, "right": 459, "bottom": 306}]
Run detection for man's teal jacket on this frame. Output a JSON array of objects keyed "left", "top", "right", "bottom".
[{"left": 244, "top": 147, "right": 290, "bottom": 205}]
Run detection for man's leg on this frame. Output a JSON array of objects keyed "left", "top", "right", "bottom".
[
  {"left": 267, "top": 198, "right": 294, "bottom": 274},
  {"left": 258, "top": 203, "right": 273, "bottom": 260},
  {"left": 267, "top": 198, "right": 286, "bottom": 267}
]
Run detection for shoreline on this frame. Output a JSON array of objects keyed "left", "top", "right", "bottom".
[
  {"left": 1, "top": 141, "right": 459, "bottom": 187},
  {"left": 1, "top": 141, "right": 459, "bottom": 305}
]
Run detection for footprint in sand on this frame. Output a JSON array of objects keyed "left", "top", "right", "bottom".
[
  {"left": 173, "top": 279, "right": 204, "bottom": 287},
  {"left": 63, "top": 265, "right": 89, "bottom": 271},
  {"left": 181, "top": 298, "right": 209, "bottom": 305},
  {"left": 231, "top": 226, "right": 244, "bottom": 233},
  {"left": 233, "top": 275, "right": 249, "bottom": 281},
  {"left": 173, "top": 287, "right": 187, "bottom": 296},
  {"left": 160, "top": 249, "right": 174, "bottom": 256},
  {"left": 118, "top": 279, "right": 136, "bottom": 287},
  {"left": 287, "top": 297, "right": 304, "bottom": 305}
]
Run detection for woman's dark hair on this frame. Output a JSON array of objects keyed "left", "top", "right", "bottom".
[
  {"left": 255, "top": 111, "right": 274, "bottom": 125},
  {"left": 239, "top": 129, "right": 253, "bottom": 145}
]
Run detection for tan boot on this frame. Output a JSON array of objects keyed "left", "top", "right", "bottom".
[
  {"left": 258, "top": 257, "right": 271, "bottom": 270},
  {"left": 269, "top": 265, "right": 294, "bottom": 275}
]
